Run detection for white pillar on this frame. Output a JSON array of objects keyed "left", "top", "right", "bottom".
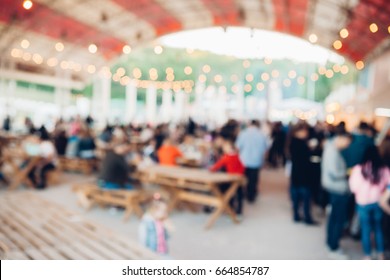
[
  {"left": 92, "top": 76, "right": 111, "bottom": 128},
  {"left": 174, "top": 90, "right": 185, "bottom": 122},
  {"left": 125, "top": 81, "right": 137, "bottom": 123},
  {"left": 161, "top": 89, "right": 173, "bottom": 123},
  {"left": 146, "top": 85, "right": 157, "bottom": 125},
  {"left": 236, "top": 82, "right": 245, "bottom": 120},
  {"left": 54, "top": 87, "right": 71, "bottom": 118},
  {"left": 5, "top": 80, "right": 16, "bottom": 117},
  {"left": 216, "top": 86, "right": 227, "bottom": 125}
]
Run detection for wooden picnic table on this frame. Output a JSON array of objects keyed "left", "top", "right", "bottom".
[
  {"left": 136, "top": 165, "right": 246, "bottom": 229},
  {"left": 0, "top": 192, "right": 158, "bottom": 260}
]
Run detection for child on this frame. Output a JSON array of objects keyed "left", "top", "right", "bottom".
[
  {"left": 209, "top": 140, "right": 245, "bottom": 217},
  {"left": 139, "top": 197, "right": 172, "bottom": 256}
]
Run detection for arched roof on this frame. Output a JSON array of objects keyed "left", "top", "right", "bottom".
[{"left": 0, "top": 0, "right": 389, "bottom": 81}]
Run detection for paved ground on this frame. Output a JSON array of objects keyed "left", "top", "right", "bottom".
[{"left": 3, "top": 168, "right": 363, "bottom": 259}]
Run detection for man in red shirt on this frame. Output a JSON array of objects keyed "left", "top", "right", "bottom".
[
  {"left": 157, "top": 139, "right": 183, "bottom": 166},
  {"left": 210, "top": 140, "right": 245, "bottom": 216}
]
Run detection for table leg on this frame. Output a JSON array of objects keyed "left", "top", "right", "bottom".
[
  {"left": 8, "top": 158, "right": 39, "bottom": 190},
  {"left": 205, "top": 182, "right": 241, "bottom": 229}
]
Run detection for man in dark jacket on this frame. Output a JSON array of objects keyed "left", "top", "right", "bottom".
[
  {"left": 289, "top": 124, "right": 316, "bottom": 225},
  {"left": 98, "top": 144, "right": 133, "bottom": 189}
]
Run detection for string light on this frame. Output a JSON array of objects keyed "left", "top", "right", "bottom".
[
  {"left": 184, "top": 66, "right": 192, "bottom": 75},
  {"left": 297, "top": 76, "right": 305, "bottom": 85},
  {"left": 116, "top": 67, "right": 126, "bottom": 77},
  {"left": 340, "top": 65, "right": 349, "bottom": 74},
  {"left": 340, "top": 28, "right": 349, "bottom": 39},
  {"left": 356, "top": 60, "right": 365, "bottom": 70},
  {"left": 288, "top": 70, "right": 297, "bottom": 79},
  {"left": 122, "top": 45, "right": 131, "bottom": 54},
  {"left": 311, "top": 73, "right": 319, "bottom": 81},
  {"left": 202, "top": 65, "right": 211, "bottom": 73},
  {"left": 55, "top": 42, "right": 64, "bottom": 52},
  {"left": 318, "top": 66, "right": 326, "bottom": 75},
  {"left": 333, "top": 40, "right": 342, "bottom": 50},
  {"left": 198, "top": 74, "right": 207, "bottom": 83},
  {"left": 11, "top": 48, "right": 23, "bottom": 58},
  {"left": 261, "top": 73, "right": 270, "bottom": 81},
  {"left": 264, "top": 57, "right": 272, "bottom": 65},
  {"left": 256, "top": 83, "right": 264, "bottom": 91},
  {"left": 325, "top": 69, "right": 334, "bottom": 78},
  {"left": 214, "top": 75, "right": 223, "bottom": 83},
  {"left": 244, "top": 84, "right": 252, "bottom": 92},
  {"left": 166, "top": 67, "right": 174, "bottom": 74},
  {"left": 21, "top": 39, "right": 30, "bottom": 49},
  {"left": 154, "top": 45, "right": 163, "bottom": 55},
  {"left": 166, "top": 73, "right": 175, "bottom": 82},
  {"left": 245, "top": 73, "right": 254, "bottom": 82},
  {"left": 271, "top": 70, "right": 279, "bottom": 78},
  {"left": 23, "top": 0, "right": 33, "bottom": 10},
  {"left": 369, "top": 23, "right": 378, "bottom": 33},
  {"left": 149, "top": 68, "right": 158, "bottom": 80},
  {"left": 87, "top": 65, "right": 96, "bottom": 74},
  {"left": 243, "top": 60, "right": 250, "bottom": 68},
  {"left": 333, "top": 64, "right": 341, "bottom": 73},
  {"left": 32, "top": 53, "right": 43, "bottom": 64},
  {"left": 308, "top": 34, "right": 318, "bottom": 44},
  {"left": 47, "top": 57, "right": 58, "bottom": 67},
  {"left": 88, "top": 44, "right": 98, "bottom": 54},
  {"left": 132, "top": 68, "right": 142, "bottom": 79}
]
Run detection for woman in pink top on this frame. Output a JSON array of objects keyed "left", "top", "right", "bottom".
[{"left": 349, "top": 146, "right": 389, "bottom": 259}]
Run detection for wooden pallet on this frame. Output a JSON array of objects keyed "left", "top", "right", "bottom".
[
  {"left": 72, "top": 184, "right": 152, "bottom": 221},
  {"left": 58, "top": 157, "right": 97, "bottom": 175},
  {"left": 0, "top": 192, "right": 158, "bottom": 260}
]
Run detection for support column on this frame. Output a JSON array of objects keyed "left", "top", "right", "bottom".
[
  {"left": 174, "top": 90, "right": 185, "bottom": 122},
  {"left": 146, "top": 85, "right": 157, "bottom": 125},
  {"left": 54, "top": 70, "right": 72, "bottom": 119},
  {"left": 92, "top": 76, "right": 111, "bottom": 128},
  {"left": 161, "top": 89, "right": 173, "bottom": 123},
  {"left": 5, "top": 79, "right": 16, "bottom": 117},
  {"left": 125, "top": 81, "right": 137, "bottom": 124},
  {"left": 236, "top": 82, "right": 245, "bottom": 120}
]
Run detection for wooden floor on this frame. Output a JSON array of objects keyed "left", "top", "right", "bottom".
[{"left": 0, "top": 191, "right": 158, "bottom": 260}]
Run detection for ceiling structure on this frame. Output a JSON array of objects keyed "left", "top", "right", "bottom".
[{"left": 0, "top": 0, "right": 389, "bottom": 84}]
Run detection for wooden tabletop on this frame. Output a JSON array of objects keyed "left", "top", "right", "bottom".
[{"left": 137, "top": 165, "right": 244, "bottom": 184}]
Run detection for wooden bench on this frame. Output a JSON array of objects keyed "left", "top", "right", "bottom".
[
  {"left": 0, "top": 192, "right": 158, "bottom": 260},
  {"left": 58, "top": 157, "right": 97, "bottom": 175},
  {"left": 72, "top": 184, "right": 152, "bottom": 221}
]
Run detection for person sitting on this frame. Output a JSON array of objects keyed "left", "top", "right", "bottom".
[
  {"left": 157, "top": 139, "right": 183, "bottom": 166},
  {"left": 209, "top": 140, "right": 245, "bottom": 216},
  {"left": 98, "top": 144, "right": 133, "bottom": 190},
  {"left": 27, "top": 131, "right": 57, "bottom": 189},
  {"left": 54, "top": 129, "right": 68, "bottom": 156},
  {"left": 77, "top": 129, "right": 96, "bottom": 159}
]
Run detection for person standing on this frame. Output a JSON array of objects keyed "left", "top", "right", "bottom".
[
  {"left": 349, "top": 146, "right": 389, "bottom": 259},
  {"left": 235, "top": 120, "right": 268, "bottom": 203},
  {"left": 289, "top": 124, "right": 317, "bottom": 225},
  {"left": 322, "top": 132, "right": 352, "bottom": 259}
]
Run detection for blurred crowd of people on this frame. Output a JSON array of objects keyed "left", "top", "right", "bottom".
[{"left": 1, "top": 115, "right": 390, "bottom": 259}]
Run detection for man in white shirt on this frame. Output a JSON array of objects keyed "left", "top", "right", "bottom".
[{"left": 236, "top": 120, "right": 268, "bottom": 203}]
